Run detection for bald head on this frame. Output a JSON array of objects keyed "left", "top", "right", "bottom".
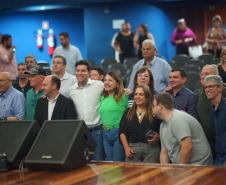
[
  {"left": 42, "top": 75, "right": 61, "bottom": 98},
  {"left": 0, "top": 72, "right": 12, "bottom": 93},
  {"left": 0, "top": 72, "right": 11, "bottom": 80},
  {"left": 200, "top": 65, "right": 219, "bottom": 86}
]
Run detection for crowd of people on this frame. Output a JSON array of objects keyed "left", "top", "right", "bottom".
[
  {"left": 112, "top": 15, "right": 226, "bottom": 62},
  {"left": 0, "top": 15, "right": 226, "bottom": 167}
]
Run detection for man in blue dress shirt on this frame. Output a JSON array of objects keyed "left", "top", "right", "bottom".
[
  {"left": 204, "top": 75, "right": 226, "bottom": 166},
  {"left": 165, "top": 68, "right": 198, "bottom": 118},
  {"left": 128, "top": 39, "right": 171, "bottom": 93},
  {"left": 0, "top": 72, "right": 25, "bottom": 120}
]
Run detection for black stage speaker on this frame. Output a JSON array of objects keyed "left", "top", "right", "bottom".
[
  {"left": 24, "top": 120, "right": 95, "bottom": 171},
  {"left": 0, "top": 120, "right": 39, "bottom": 169}
]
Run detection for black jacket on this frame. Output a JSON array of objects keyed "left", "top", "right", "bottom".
[{"left": 34, "top": 94, "right": 78, "bottom": 126}]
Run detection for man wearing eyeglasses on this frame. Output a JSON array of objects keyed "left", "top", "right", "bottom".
[
  {"left": 0, "top": 72, "right": 25, "bottom": 120},
  {"left": 204, "top": 75, "right": 226, "bottom": 166},
  {"left": 196, "top": 65, "right": 226, "bottom": 158}
]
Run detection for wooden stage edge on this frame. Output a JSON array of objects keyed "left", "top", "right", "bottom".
[{"left": 0, "top": 161, "right": 226, "bottom": 185}]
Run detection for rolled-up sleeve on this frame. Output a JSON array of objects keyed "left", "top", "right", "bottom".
[{"left": 12, "top": 93, "right": 25, "bottom": 120}]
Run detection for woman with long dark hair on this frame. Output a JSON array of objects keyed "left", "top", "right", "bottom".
[
  {"left": 119, "top": 85, "right": 160, "bottom": 162},
  {"left": 134, "top": 24, "right": 155, "bottom": 59}
]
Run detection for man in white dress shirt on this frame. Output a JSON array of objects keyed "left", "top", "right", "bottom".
[
  {"left": 67, "top": 60, "right": 104, "bottom": 160},
  {"left": 53, "top": 32, "right": 82, "bottom": 75},
  {"left": 52, "top": 55, "right": 76, "bottom": 96}
]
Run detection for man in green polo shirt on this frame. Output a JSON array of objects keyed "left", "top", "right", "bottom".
[{"left": 25, "top": 65, "right": 46, "bottom": 120}]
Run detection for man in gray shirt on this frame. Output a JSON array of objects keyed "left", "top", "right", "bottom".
[
  {"left": 152, "top": 93, "right": 212, "bottom": 165},
  {"left": 53, "top": 32, "right": 82, "bottom": 75}
]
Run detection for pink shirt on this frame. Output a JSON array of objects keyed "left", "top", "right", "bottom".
[
  {"left": 171, "top": 27, "right": 196, "bottom": 46},
  {"left": 0, "top": 45, "right": 17, "bottom": 80}
]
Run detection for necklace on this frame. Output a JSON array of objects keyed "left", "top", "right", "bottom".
[{"left": 136, "top": 111, "right": 146, "bottom": 123}]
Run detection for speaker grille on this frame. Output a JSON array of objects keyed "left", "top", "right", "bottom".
[
  {"left": 28, "top": 121, "right": 80, "bottom": 162},
  {"left": 0, "top": 121, "right": 38, "bottom": 167}
]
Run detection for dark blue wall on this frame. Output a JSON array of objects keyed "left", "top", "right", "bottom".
[
  {"left": 84, "top": 3, "right": 176, "bottom": 63},
  {"left": 0, "top": 2, "right": 177, "bottom": 65},
  {"left": 0, "top": 9, "right": 85, "bottom": 63}
]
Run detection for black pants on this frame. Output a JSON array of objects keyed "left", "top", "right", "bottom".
[
  {"left": 119, "top": 53, "right": 136, "bottom": 64},
  {"left": 176, "top": 45, "right": 189, "bottom": 55},
  {"left": 208, "top": 49, "right": 222, "bottom": 58}
]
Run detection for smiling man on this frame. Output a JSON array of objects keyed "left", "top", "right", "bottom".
[
  {"left": 67, "top": 60, "right": 104, "bottom": 160},
  {"left": 204, "top": 75, "right": 226, "bottom": 166},
  {"left": 152, "top": 93, "right": 212, "bottom": 165},
  {"left": 166, "top": 68, "right": 198, "bottom": 118}
]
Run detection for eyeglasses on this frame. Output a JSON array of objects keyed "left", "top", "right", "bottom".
[
  {"left": 0, "top": 79, "right": 10, "bottom": 82},
  {"left": 137, "top": 74, "right": 150, "bottom": 78},
  {"left": 204, "top": 84, "right": 220, "bottom": 90}
]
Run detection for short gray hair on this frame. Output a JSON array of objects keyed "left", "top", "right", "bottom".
[
  {"left": 142, "top": 39, "right": 156, "bottom": 49},
  {"left": 202, "top": 64, "right": 219, "bottom": 75},
  {"left": 204, "top": 75, "right": 223, "bottom": 86}
]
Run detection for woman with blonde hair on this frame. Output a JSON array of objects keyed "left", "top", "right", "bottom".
[
  {"left": 206, "top": 15, "right": 226, "bottom": 58},
  {"left": 99, "top": 71, "right": 128, "bottom": 161},
  {"left": 218, "top": 47, "right": 226, "bottom": 86}
]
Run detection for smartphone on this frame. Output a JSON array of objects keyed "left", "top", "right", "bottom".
[{"left": 145, "top": 130, "right": 154, "bottom": 140}]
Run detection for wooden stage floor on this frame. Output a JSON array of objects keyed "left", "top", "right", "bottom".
[{"left": 0, "top": 161, "right": 226, "bottom": 185}]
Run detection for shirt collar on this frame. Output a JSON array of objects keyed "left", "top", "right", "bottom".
[
  {"left": 74, "top": 78, "right": 92, "bottom": 88},
  {"left": 32, "top": 88, "right": 43, "bottom": 95},
  {"left": 47, "top": 93, "right": 60, "bottom": 103},
  {"left": 61, "top": 72, "right": 69, "bottom": 80},
  {"left": 213, "top": 98, "right": 225, "bottom": 111},
  {"left": 170, "top": 86, "right": 186, "bottom": 97},
  {"left": 142, "top": 56, "right": 156, "bottom": 66},
  {"left": 0, "top": 86, "right": 13, "bottom": 98}
]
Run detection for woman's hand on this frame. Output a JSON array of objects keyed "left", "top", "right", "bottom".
[
  {"left": 148, "top": 132, "right": 160, "bottom": 144},
  {"left": 124, "top": 88, "right": 132, "bottom": 96},
  {"left": 125, "top": 146, "right": 135, "bottom": 158}
]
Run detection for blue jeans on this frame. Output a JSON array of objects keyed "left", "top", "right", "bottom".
[
  {"left": 103, "top": 128, "right": 125, "bottom": 161},
  {"left": 89, "top": 126, "right": 105, "bottom": 160},
  {"left": 214, "top": 153, "right": 226, "bottom": 166}
]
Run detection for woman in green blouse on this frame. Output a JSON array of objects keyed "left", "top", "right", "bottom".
[{"left": 99, "top": 71, "right": 128, "bottom": 161}]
